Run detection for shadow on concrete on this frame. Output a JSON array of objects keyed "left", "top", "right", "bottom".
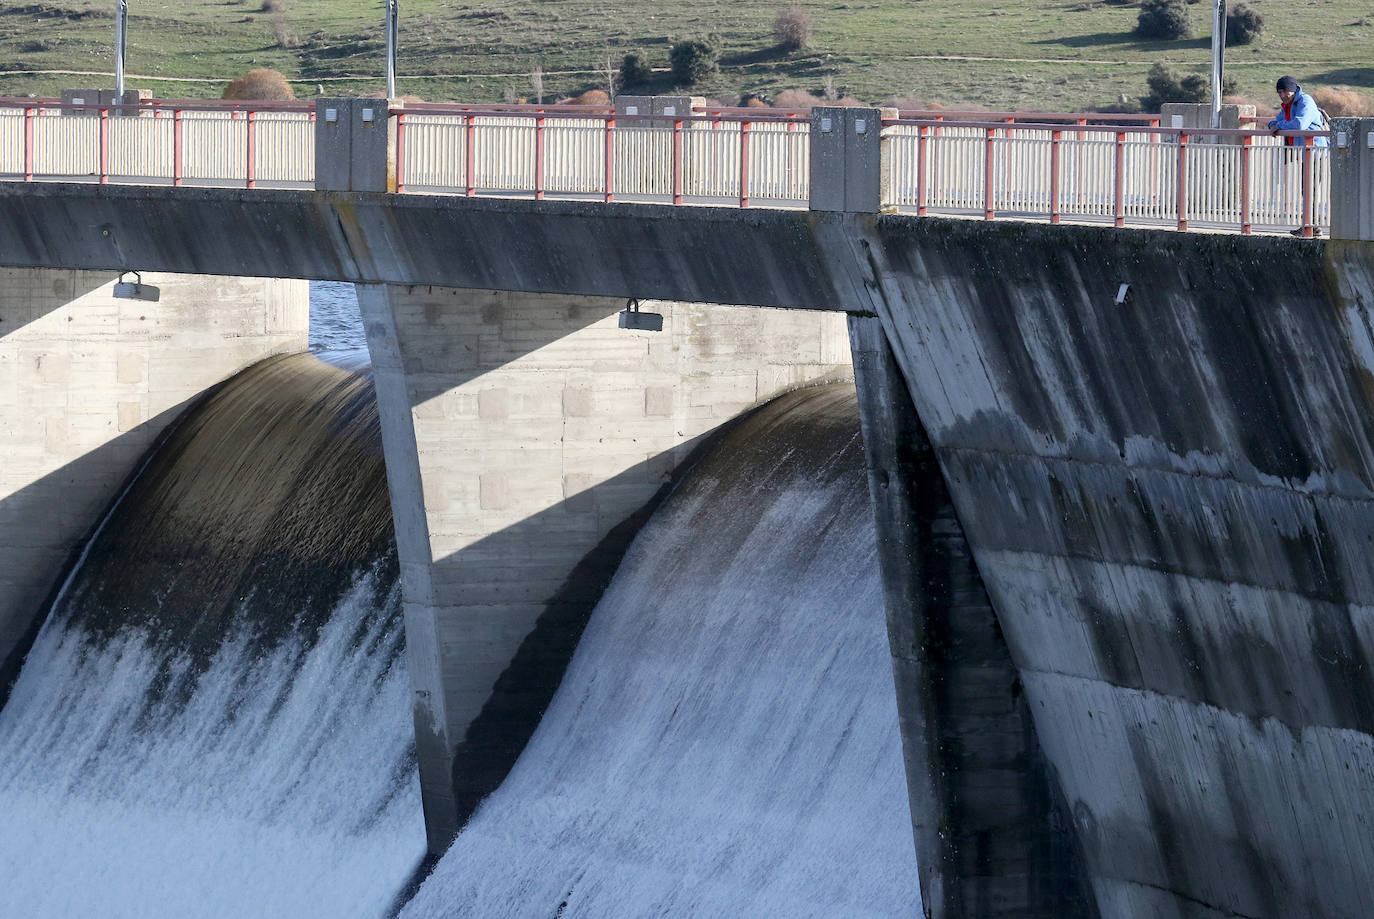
[
  {"left": 0, "top": 271, "right": 110, "bottom": 336},
  {"left": 0, "top": 392, "right": 205, "bottom": 709},
  {"left": 389, "top": 420, "right": 731, "bottom": 903},
  {"left": 436, "top": 422, "right": 726, "bottom": 825}
]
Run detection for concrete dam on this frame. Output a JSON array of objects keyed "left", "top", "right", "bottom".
[{"left": 4, "top": 106, "right": 1374, "bottom": 917}]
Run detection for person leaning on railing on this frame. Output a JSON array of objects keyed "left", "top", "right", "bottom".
[
  {"left": 1268, "top": 75, "right": 1328, "bottom": 148},
  {"left": 1268, "top": 74, "right": 1328, "bottom": 237}
]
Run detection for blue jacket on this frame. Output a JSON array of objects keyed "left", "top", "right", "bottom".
[{"left": 1268, "top": 88, "right": 1329, "bottom": 147}]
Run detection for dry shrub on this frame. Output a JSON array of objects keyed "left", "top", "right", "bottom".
[
  {"left": 772, "top": 88, "right": 868, "bottom": 109},
  {"left": 743, "top": 95, "right": 770, "bottom": 107},
  {"left": 773, "top": 88, "right": 821, "bottom": 109},
  {"left": 1312, "top": 86, "right": 1374, "bottom": 116},
  {"left": 773, "top": 6, "right": 812, "bottom": 51},
  {"left": 270, "top": 15, "right": 298, "bottom": 49},
  {"left": 260, "top": 0, "right": 284, "bottom": 11},
  {"left": 569, "top": 88, "right": 610, "bottom": 106},
  {"left": 222, "top": 68, "right": 295, "bottom": 101}
]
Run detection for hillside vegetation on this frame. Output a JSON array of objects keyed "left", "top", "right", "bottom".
[{"left": 0, "top": 0, "right": 1370, "bottom": 113}]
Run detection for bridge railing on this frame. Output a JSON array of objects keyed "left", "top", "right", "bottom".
[
  {"left": 391, "top": 104, "right": 810, "bottom": 206},
  {"left": 0, "top": 98, "right": 315, "bottom": 188},
  {"left": 0, "top": 97, "right": 1333, "bottom": 235},
  {"left": 884, "top": 117, "right": 1330, "bottom": 234}
]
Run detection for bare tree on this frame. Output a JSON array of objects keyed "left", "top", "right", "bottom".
[
  {"left": 531, "top": 65, "right": 544, "bottom": 105},
  {"left": 602, "top": 53, "right": 619, "bottom": 102}
]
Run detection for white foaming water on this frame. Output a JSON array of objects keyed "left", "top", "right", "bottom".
[
  {"left": 0, "top": 571, "right": 426, "bottom": 919},
  {"left": 403, "top": 398, "right": 922, "bottom": 918}
]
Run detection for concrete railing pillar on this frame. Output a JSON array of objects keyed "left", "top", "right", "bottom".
[
  {"left": 809, "top": 106, "right": 894, "bottom": 212},
  {"left": 1331, "top": 118, "right": 1374, "bottom": 241},
  {"left": 612, "top": 95, "right": 696, "bottom": 118},
  {"left": 314, "top": 98, "right": 397, "bottom": 192},
  {"left": 1159, "top": 102, "right": 1258, "bottom": 142},
  {"left": 61, "top": 88, "right": 148, "bottom": 116}
]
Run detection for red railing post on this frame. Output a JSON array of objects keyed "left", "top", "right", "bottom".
[
  {"left": 465, "top": 114, "right": 476, "bottom": 196},
  {"left": 739, "top": 119, "right": 751, "bottom": 207},
  {"left": 22, "top": 105, "right": 34, "bottom": 181},
  {"left": 984, "top": 126, "right": 995, "bottom": 220},
  {"left": 1301, "top": 140, "right": 1315, "bottom": 237},
  {"left": 1114, "top": 130, "right": 1125, "bottom": 228},
  {"left": 1239, "top": 133, "right": 1252, "bottom": 234},
  {"left": 98, "top": 106, "right": 110, "bottom": 184},
  {"left": 245, "top": 109, "right": 257, "bottom": 189},
  {"left": 534, "top": 112, "right": 545, "bottom": 200},
  {"left": 173, "top": 108, "right": 184, "bottom": 187},
  {"left": 604, "top": 115, "right": 615, "bottom": 202},
  {"left": 1176, "top": 130, "right": 1189, "bottom": 231},
  {"left": 916, "top": 123, "right": 928, "bottom": 216},
  {"left": 1049, "top": 128, "right": 1061, "bottom": 224},
  {"left": 672, "top": 117, "right": 684, "bottom": 205}
]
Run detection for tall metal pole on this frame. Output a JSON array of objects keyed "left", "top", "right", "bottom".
[
  {"left": 1210, "top": 0, "right": 1226, "bottom": 129},
  {"left": 115, "top": 0, "right": 128, "bottom": 98},
  {"left": 385, "top": 0, "right": 398, "bottom": 99}
]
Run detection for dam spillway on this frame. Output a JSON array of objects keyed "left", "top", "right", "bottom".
[
  {"left": 401, "top": 384, "right": 920, "bottom": 918},
  {"left": 0, "top": 332, "right": 919, "bottom": 915},
  {"left": 0, "top": 352, "right": 426, "bottom": 918}
]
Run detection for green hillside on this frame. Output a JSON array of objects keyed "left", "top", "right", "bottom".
[{"left": 0, "top": 0, "right": 1370, "bottom": 112}]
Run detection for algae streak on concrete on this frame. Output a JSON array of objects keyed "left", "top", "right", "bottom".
[{"left": 854, "top": 218, "right": 1374, "bottom": 919}]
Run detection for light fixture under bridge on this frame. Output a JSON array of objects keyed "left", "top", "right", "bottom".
[
  {"left": 618, "top": 298, "right": 663, "bottom": 332},
  {"left": 113, "top": 271, "right": 160, "bottom": 302}
]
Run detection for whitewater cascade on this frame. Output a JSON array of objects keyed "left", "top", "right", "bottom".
[
  {"left": 0, "top": 354, "right": 426, "bottom": 919},
  {"left": 403, "top": 384, "right": 921, "bottom": 918}
]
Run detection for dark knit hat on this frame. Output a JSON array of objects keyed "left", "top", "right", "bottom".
[{"left": 1275, "top": 75, "right": 1299, "bottom": 93}]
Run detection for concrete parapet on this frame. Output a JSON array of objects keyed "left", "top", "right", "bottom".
[
  {"left": 1331, "top": 118, "right": 1374, "bottom": 241},
  {"left": 358, "top": 284, "right": 851, "bottom": 853},
  {"left": 60, "top": 88, "right": 148, "bottom": 116},
  {"left": 612, "top": 95, "right": 696, "bottom": 118},
  {"left": 1160, "top": 102, "right": 1259, "bottom": 141},
  {"left": 809, "top": 106, "right": 893, "bottom": 212},
  {"left": 0, "top": 269, "right": 308, "bottom": 696}
]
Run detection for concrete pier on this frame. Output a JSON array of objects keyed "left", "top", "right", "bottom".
[
  {"left": 359, "top": 284, "right": 851, "bottom": 853},
  {"left": 0, "top": 269, "right": 307, "bottom": 691},
  {"left": 849, "top": 315, "right": 1094, "bottom": 919}
]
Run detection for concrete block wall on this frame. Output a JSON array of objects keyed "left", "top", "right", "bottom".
[
  {"left": 358, "top": 284, "right": 851, "bottom": 853},
  {"left": 0, "top": 269, "right": 308, "bottom": 686},
  {"left": 1332, "top": 118, "right": 1374, "bottom": 241}
]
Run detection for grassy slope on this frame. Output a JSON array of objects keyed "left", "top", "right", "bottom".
[{"left": 0, "top": 0, "right": 1370, "bottom": 112}]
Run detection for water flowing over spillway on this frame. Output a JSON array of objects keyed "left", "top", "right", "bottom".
[
  {"left": 403, "top": 384, "right": 921, "bottom": 918},
  {"left": 0, "top": 353, "right": 426, "bottom": 918},
  {"left": 0, "top": 337, "right": 918, "bottom": 916}
]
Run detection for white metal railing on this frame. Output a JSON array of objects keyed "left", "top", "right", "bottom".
[
  {"left": 392, "top": 104, "right": 811, "bottom": 206},
  {"left": 884, "top": 118, "right": 1330, "bottom": 235},
  {"left": 0, "top": 97, "right": 1333, "bottom": 235},
  {"left": 0, "top": 98, "right": 315, "bottom": 188}
]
